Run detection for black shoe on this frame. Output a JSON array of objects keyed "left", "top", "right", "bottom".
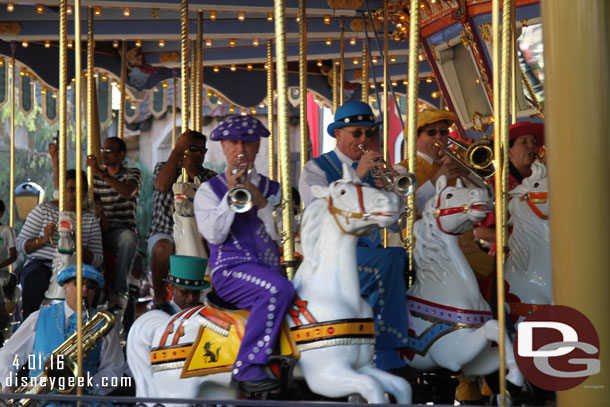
[
  {"left": 230, "top": 377, "right": 280, "bottom": 393},
  {"left": 155, "top": 302, "right": 175, "bottom": 315}
]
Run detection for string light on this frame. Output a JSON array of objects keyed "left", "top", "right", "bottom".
[
  {"left": 431, "top": 91, "right": 439, "bottom": 98},
  {"left": 352, "top": 57, "right": 359, "bottom": 65},
  {"left": 158, "top": 39, "right": 165, "bottom": 47},
  {"left": 162, "top": 81, "right": 168, "bottom": 88},
  {"left": 135, "top": 39, "right": 142, "bottom": 47},
  {"left": 230, "top": 64, "right": 236, "bottom": 71},
  {"left": 229, "top": 106, "right": 235, "bottom": 113},
  {"left": 350, "top": 38, "right": 356, "bottom": 46},
  {"left": 22, "top": 40, "right": 29, "bottom": 48},
  {"left": 0, "top": 59, "right": 4, "bottom": 67},
  {"left": 94, "top": 6, "right": 101, "bottom": 16},
  {"left": 259, "top": 103, "right": 265, "bottom": 108},
  {"left": 229, "top": 39, "right": 236, "bottom": 47},
  {"left": 7, "top": 3, "right": 14, "bottom": 12},
  {"left": 36, "top": 4, "right": 43, "bottom": 14},
  {"left": 475, "top": 78, "right": 480, "bottom": 84},
  {"left": 206, "top": 91, "right": 213, "bottom": 97},
  {"left": 101, "top": 74, "right": 108, "bottom": 81},
  {"left": 323, "top": 15, "right": 330, "bottom": 24},
  {"left": 370, "top": 83, "right": 375, "bottom": 89},
  {"left": 426, "top": 77, "right": 433, "bottom": 83},
  {"left": 241, "top": 111, "right": 247, "bottom": 116},
  {"left": 67, "top": 5, "right": 72, "bottom": 14},
  {"left": 325, "top": 37, "right": 332, "bottom": 46},
  {"left": 123, "top": 7, "right": 130, "bottom": 17},
  {"left": 390, "top": 55, "right": 397, "bottom": 62},
  {"left": 267, "top": 12, "right": 273, "bottom": 21},
  {"left": 403, "top": 80, "right": 408, "bottom": 85},
  {"left": 93, "top": 73, "right": 98, "bottom": 78},
  {"left": 391, "top": 81, "right": 397, "bottom": 87},
  {"left": 252, "top": 38, "right": 259, "bottom": 47},
  {"left": 251, "top": 108, "right": 257, "bottom": 114},
  {"left": 210, "top": 10, "right": 216, "bottom": 20},
  {"left": 67, "top": 85, "right": 72, "bottom": 90},
  {"left": 418, "top": 54, "right": 425, "bottom": 62},
  {"left": 238, "top": 11, "right": 245, "bottom": 21},
  {"left": 44, "top": 40, "right": 51, "bottom": 48},
  {"left": 372, "top": 56, "right": 378, "bottom": 64},
  {"left": 317, "top": 60, "right": 323, "bottom": 67},
  {"left": 41, "top": 87, "right": 46, "bottom": 95},
  {"left": 113, "top": 40, "right": 119, "bottom": 48},
  {"left": 213, "top": 66, "right": 219, "bottom": 73},
  {"left": 247, "top": 64, "right": 253, "bottom": 71},
  {"left": 205, "top": 38, "right": 212, "bottom": 47}
]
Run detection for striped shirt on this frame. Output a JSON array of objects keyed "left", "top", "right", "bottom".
[
  {"left": 93, "top": 166, "right": 142, "bottom": 233},
  {"left": 15, "top": 202, "right": 103, "bottom": 268},
  {"left": 147, "top": 162, "right": 217, "bottom": 239}
]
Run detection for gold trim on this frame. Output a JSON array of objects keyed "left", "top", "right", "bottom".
[{"left": 291, "top": 321, "right": 375, "bottom": 343}]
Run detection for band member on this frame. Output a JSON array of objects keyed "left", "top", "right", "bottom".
[
  {"left": 0, "top": 199, "right": 17, "bottom": 347},
  {"left": 194, "top": 116, "right": 294, "bottom": 393},
  {"left": 299, "top": 101, "right": 411, "bottom": 375},
  {"left": 0, "top": 264, "right": 123, "bottom": 394},
  {"left": 160, "top": 255, "right": 209, "bottom": 314}
]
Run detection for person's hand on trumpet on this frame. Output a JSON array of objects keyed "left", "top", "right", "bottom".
[
  {"left": 355, "top": 147, "right": 384, "bottom": 180},
  {"left": 431, "top": 150, "right": 470, "bottom": 185}
]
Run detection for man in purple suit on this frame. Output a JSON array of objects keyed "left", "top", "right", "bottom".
[{"left": 194, "top": 116, "right": 294, "bottom": 393}]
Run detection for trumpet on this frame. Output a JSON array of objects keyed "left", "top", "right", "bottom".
[
  {"left": 227, "top": 154, "right": 254, "bottom": 213},
  {"left": 433, "top": 137, "right": 495, "bottom": 187},
  {"left": 358, "top": 144, "right": 417, "bottom": 196}
]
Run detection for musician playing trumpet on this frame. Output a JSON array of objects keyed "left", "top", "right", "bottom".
[
  {"left": 299, "top": 101, "right": 412, "bottom": 378},
  {"left": 0, "top": 264, "right": 123, "bottom": 395}
]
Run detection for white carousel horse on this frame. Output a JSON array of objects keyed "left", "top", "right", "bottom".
[
  {"left": 172, "top": 179, "right": 207, "bottom": 258},
  {"left": 127, "top": 164, "right": 412, "bottom": 403},
  {"left": 404, "top": 176, "right": 524, "bottom": 391},
  {"left": 44, "top": 212, "right": 76, "bottom": 301},
  {"left": 505, "top": 162, "right": 551, "bottom": 325}
]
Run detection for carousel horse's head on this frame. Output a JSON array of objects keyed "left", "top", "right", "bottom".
[
  {"left": 508, "top": 161, "right": 548, "bottom": 220},
  {"left": 311, "top": 163, "right": 400, "bottom": 234},
  {"left": 428, "top": 175, "right": 492, "bottom": 235},
  {"left": 173, "top": 179, "right": 200, "bottom": 217}
]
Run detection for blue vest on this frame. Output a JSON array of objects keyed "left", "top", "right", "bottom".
[
  {"left": 30, "top": 302, "right": 102, "bottom": 377},
  {"left": 207, "top": 173, "right": 281, "bottom": 274},
  {"left": 312, "top": 150, "right": 381, "bottom": 248}
]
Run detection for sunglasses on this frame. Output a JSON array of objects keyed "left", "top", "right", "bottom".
[
  {"left": 341, "top": 128, "right": 378, "bottom": 139},
  {"left": 188, "top": 145, "right": 207, "bottom": 154},
  {"left": 67, "top": 278, "right": 98, "bottom": 290},
  {"left": 424, "top": 128, "right": 449, "bottom": 137},
  {"left": 100, "top": 148, "right": 115, "bottom": 154}
]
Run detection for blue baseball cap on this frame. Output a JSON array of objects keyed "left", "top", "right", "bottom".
[{"left": 57, "top": 264, "right": 104, "bottom": 288}]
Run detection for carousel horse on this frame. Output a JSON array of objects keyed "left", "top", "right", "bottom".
[
  {"left": 43, "top": 212, "right": 76, "bottom": 301},
  {"left": 404, "top": 176, "right": 524, "bottom": 396},
  {"left": 504, "top": 162, "right": 551, "bottom": 325},
  {"left": 127, "top": 164, "right": 412, "bottom": 403}
]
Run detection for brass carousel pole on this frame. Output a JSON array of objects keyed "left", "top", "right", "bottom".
[
  {"left": 273, "top": 0, "right": 295, "bottom": 281},
  {"left": 510, "top": 0, "right": 517, "bottom": 125},
  {"left": 404, "top": 0, "right": 420, "bottom": 271},
  {"left": 267, "top": 40, "right": 276, "bottom": 181},
  {"left": 118, "top": 40, "right": 127, "bottom": 139},
  {"left": 58, "top": 0, "right": 68, "bottom": 212},
  {"left": 196, "top": 11, "right": 203, "bottom": 132},
  {"left": 172, "top": 75, "right": 177, "bottom": 148},
  {"left": 382, "top": 1, "right": 389, "bottom": 247},
  {"left": 332, "top": 62, "right": 338, "bottom": 113},
  {"left": 9, "top": 45, "right": 15, "bottom": 274},
  {"left": 180, "top": 0, "right": 189, "bottom": 181},
  {"left": 190, "top": 40, "right": 196, "bottom": 130},
  {"left": 339, "top": 17, "right": 345, "bottom": 105},
  {"left": 361, "top": 39, "right": 369, "bottom": 102},
  {"left": 299, "top": 0, "right": 308, "bottom": 168},
  {"left": 86, "top": 7, "right": 96, "bottom": 203},
  {"left": 73, "top": 0, "right": 84, "bottom": 391}
]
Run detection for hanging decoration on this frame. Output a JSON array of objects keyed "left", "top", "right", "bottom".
[
  {"left": 124, "top": 99, "right": 140, "bottom": 123},
  {"left": 41, "top": 88, "right": 57, "bottom": 124},
  {"left": 18, "top": 71, "right": 34, "bottom": 116},
  {"left": 149, "top": 85, "right": 168, "bottom": 119},
  {"left": 97, "top": 75, "right": 112, "bottom": 127}
]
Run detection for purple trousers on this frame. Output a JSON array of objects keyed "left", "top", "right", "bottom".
[{"left": 212, "top": 263, "right": 295, "bottom": 381}]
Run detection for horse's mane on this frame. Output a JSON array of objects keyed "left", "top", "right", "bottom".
[
  {"left": 413, "top": 192, "right": 452, "bottom": 282},
  {"left": 298, "top": 198, "right": 328, "bottom": 274}
]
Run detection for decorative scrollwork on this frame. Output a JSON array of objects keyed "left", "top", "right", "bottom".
[
  {"left": 471, "top": 112, "right": 493, "bottom": 132},
  {"left": 350, "top": 18, "right": 382, "bottom": 32},
  {"left": 451, "top": 0, "right": 467, "bottom": 22},
  {"left": 328, "top": 0, "right": 363, "bottom": 8},
  {"left": 479, "top": 24, "right": 493, "bottom": 43}
]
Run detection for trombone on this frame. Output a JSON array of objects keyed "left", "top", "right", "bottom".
[
  {"left": 227, "top": 154, "right": 254, "bottom": 213},
  {"left": 358, "top": 144, "right": 417, "bottom": 196},
  {"left": 433, "top": 136, "right": 495, "bottom": 188}
]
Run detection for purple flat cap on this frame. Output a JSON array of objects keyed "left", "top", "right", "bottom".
[{"left": 209, "top": 115, "right": 270, "bottom": 141}]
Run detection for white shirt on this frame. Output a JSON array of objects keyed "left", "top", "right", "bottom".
[
  {"left": 394, "top": 151, "right": 437, "bottom": 212},
  {"left": 0, "top": 224, "right": 16, "bottom": 303},
  {"left": 0, "top": 302, "right": 124, "bottom": 395},
  {"left": 194, "top": 168, "right": 281, "bottom": 246}
]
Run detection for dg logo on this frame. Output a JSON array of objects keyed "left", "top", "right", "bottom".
[{"left": 514, "top": 305, "right": 600, "bottom": 391}]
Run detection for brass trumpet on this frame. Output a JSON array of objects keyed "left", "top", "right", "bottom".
[
  {"left": 227, "top": 154, "right": 254, "bottom": 213},
  {"left": 433, "top": 137, "right": 495, "bottom": 187},
  {"left": 358, "top": 144, "right": 417, "bottom": 196}
]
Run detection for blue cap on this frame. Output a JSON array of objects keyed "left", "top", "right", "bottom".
[
  {"left": 210, "top": 115, "right": 270, "bottom": 141},
  {"left": 57, "top": 264, "right": 104, "bottom": 288},
  {"left": 327, "top": 101, "right": 381, "bottom": 137}
]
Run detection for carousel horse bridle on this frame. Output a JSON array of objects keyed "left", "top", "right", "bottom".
[
  {"left": 327, "top": 181, "right": 375, "bottom": 237},
  {"left": 519, "top": 191, "right": 548, "bottom": 220},
  {"left": 433, "top": 186, "right": 487, "bottom": 236}
]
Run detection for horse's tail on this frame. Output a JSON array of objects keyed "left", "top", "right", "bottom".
[{"left": 126, "top": 310, "right": 172, "bottom": 397}]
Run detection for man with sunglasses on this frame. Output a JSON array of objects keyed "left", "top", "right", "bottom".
[
  {"left": 86, "top": 137, "right": 142, "bottom": 312},
  {"left": 147, "top": 130, "right": 216, "bottom": 312},
  {"left": 0, "top": 264, "right": 124, "bottom": 395},
  {"left": 299, "top": 101, "right": 412, "bottom": 378}
]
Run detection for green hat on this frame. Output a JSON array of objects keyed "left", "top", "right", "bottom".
[{"left": 164, "top": 255, "right": 210, "bottom": 290}]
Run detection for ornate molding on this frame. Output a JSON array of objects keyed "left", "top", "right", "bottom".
[
  {"left": 0, "top": 22, "right": 21, "bottom": 35},
  {"left": 479, "top": 23, "right": 492, "bottom": 43},
  {"left": 460, "top": 23, "right": 493, "bottom": 102},
  {"left": 159, "top": 51, "right": 179, "bottom": 64},
  {"left": 350, "top": 18, "right": 381, "bottom": 32},
  {"left": 471, "top": 112, "right": 493, "bottom": 132},
  {"left": 328, "top": 0, "right": 363, "bottom": 8}
]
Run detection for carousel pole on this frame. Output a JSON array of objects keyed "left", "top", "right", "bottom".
[
  {"left": 332, "top": 62, "right": 338, "bottom": 113},
  {"left": 404, "top": 0, "right": 419, "bottom": 271},
  {"left": 298, "top": 0, "right": 308, "bottom": 168},
  {"left": 86, "top": 7, "right": 95, "bottom": 202},
  {"left": 510, "top": 0, "right": 517, "bottom": 125},
  {"left": 543, "top": 1, "right": 610, "bottom": 404},
  {"left": 118, "top": 41, "right": 127, "bottom": 139},
  {"left": 172, "top": 75, "right": 177, "bottom": 148},
  {"left": 361, "top": 39, "right": 369, "bottom": 102},
  {"left": 73, "top": 0, "right": 84, "bottom": 390},
  {"left": 9, "top": 44, "right": 15, "bottom": 274},
  {"left": 339, "top": 17, "right": 345, "bottom": 105},
  {"left": 196, "top": 11, "right": 203, "bottom": 132},
  {"left": 494, "top": 0, "right": 513, "bottom": 404},
  {"left": 266, "top": 40, "right": 276, "bottom": 181},
  {"left": 273, "top": 0, "right": 295, "bottom": 281},
  {"left": 180, "top": 0, "right": 190, "bottom": 181},
  {"left": 58, "top": 0, "right": 68, "bottom": 211},
  {"left": 190, "top": 40, "right": 196, "bottom": 130},
  {"left": 382, "top": 1, "right": 389, "bottom": 247}
]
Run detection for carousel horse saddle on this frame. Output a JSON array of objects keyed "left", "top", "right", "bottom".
[{"left": 150, "top": 302, "right": 298, "bottom": 379}]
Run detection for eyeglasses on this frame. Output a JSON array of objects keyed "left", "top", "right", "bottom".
[
  {"left": 424, "top": 128, "right": 449, "bottom": 137},
  {"left": 100, "top": 148, "right": 115, "bottom": 154},
  {"left": 188, "top": 145, "right": 207, "bottom": 154},
  {"left": 67, "top": 279, "right": 98, "bottom": 290},
  {"left": 340, "top": 128, "right": 378, "bottom": 139}
]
